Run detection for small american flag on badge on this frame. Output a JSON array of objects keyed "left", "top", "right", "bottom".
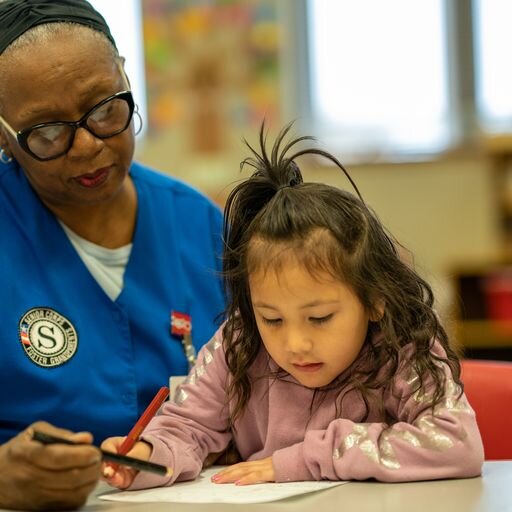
[
  {"left": 170, "top": 311, "right": 192, "bottom": 336},
  {"left": 20, "top": 323, "right": 31, "bottom": 346}
]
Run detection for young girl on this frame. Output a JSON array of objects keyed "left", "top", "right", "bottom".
[{"left": 103, "top": 124, "right": 483, "bottom": 490}]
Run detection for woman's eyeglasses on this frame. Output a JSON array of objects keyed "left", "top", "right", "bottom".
[{"left": 0, "top": 90, "right": 135, "bottom": 161}]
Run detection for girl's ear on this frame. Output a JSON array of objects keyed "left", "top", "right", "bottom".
[{"left": 369, "top": 297, "right": 385, "bottom": 322}]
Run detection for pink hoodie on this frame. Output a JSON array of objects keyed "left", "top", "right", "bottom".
[{"left": 131, "top": 327, "right": 484, "bottom": 489}]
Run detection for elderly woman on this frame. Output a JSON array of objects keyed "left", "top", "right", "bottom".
[{"left": 0, "top": 0, "right": 226, "bottom": 509}]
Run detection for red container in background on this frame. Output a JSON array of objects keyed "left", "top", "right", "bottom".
[{"left": 484, "top": 270, "right": 512, "bottom": 323}]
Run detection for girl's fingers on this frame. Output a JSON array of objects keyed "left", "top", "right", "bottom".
[
  {"left": 102, "top": 464, "right": 138, "bottom": 489},
  {"left": 211, "top": 467, "right": 241, "bottom": 483},
  {"left": 212, "top": 468, "right": 265, "bottom": 485},
  {"left": 211, "top": 458, "right": 274, "bottom": 485},
  {"left": 100, "top": 436, "right": 126, "bottom": 453}
]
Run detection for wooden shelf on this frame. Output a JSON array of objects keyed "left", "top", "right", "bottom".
[
  {"left": 484, "top": 134, "right": 512, "bottom": 154},
  {"left": 450, "top": 136, "right": 512, "bottom": 360},
  {"left": 450, "top": 258, "right": 512, "bottom": 354},
  {"left": 454, "top": 320, "right": 512, "bottom": 348}
]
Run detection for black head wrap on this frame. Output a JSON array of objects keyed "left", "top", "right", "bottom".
[{"left": 0, "top": 0, "right": 117, "bottom": 54}]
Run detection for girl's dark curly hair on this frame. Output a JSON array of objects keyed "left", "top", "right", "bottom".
[{"left": 222, "top": 122, "right": 461, "bottom": 427}]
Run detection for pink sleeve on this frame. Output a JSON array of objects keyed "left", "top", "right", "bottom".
[
  {"left": 129, "top": 327, "right": 232, "bottom": 490},
  {"left": 273, "top": 346, "right": 484, "bottom": 483}
]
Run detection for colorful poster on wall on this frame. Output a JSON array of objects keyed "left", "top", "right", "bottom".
[{"left": 142, "top": 0, "right": 281, "bottom": 154}]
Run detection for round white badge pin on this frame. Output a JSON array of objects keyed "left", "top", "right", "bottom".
[{"left": 18, "top": 307, "right": 78, "bottom": 368}]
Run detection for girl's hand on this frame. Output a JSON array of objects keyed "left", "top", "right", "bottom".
[
  {"left": 211, "top": 457, "right": 275, "bottom": 485},
  {"left": 100, "top": 438, "right": 152, "bottom": 489}
]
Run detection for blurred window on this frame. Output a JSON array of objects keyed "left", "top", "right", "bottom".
[
  {"left": 307, "top": 0, "right": 448, "bottom": 160},
  {"left": 474, "top": 0, "right": 512, "bottom": 133},
  {"left": 89, "top": 0, "right": 147, "bottom": 140},
  {"left": 302, "top": 0, "right": 512, "bottom": 161}
]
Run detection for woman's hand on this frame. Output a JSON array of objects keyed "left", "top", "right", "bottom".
[
  {"left": 101, "top": 438, "right": 152, "bottom": 489},
  {"left": 211, "top": 456, "right": 275, "bottom": 485},
  {"left": 0, "top": 421, "right": 101, "bottom": 511}
]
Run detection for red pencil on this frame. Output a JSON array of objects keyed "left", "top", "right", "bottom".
[{"left": 106, "top": 386, "right": 169, "bottom": 474}]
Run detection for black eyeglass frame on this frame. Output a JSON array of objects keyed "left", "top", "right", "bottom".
[{"left": 7, "top": 90, "right": 135, "bottom": 162}]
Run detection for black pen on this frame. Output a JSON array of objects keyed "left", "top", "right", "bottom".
[{"left": 32, "top": 430, "right": 173, "bottom": 477}]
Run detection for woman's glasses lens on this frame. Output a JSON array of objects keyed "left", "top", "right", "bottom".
[
  {"left": 22, "top": 92, "right": 134, "bottom": 161},
  {"left": 87, "top": 97, "right": 132, "bottom": 136},
  {"left": 27, "top": 124, "right": 74, "bottom": 160}
]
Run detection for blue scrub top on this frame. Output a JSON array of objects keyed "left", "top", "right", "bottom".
[{"left": 0, "top": 160, "right": 226, "bottom": 443}]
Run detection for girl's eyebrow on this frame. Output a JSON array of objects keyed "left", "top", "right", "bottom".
[
  {"left": 252, "top": 302, "right": 278, "bottom": 309},
  {"left": 253, "top": 300, "right": 340, "bottom": 309}
]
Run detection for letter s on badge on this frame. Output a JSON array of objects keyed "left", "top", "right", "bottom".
[{"left": 18, "top": 307, "right": 78, "bottom": 368}]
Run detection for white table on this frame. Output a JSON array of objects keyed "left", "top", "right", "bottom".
[{"left": 82, "top": 461, "right": 512, "bottom": 512}]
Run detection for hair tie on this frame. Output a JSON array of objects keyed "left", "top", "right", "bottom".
[{"left": 277, "top": 184, "right": 292, "bottom": 191}]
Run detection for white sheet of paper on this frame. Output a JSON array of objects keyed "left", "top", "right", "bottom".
[{"left": 100, "top": 467, "right": 347, "bottom": 504}]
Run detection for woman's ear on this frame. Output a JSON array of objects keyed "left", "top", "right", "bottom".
[
  {"left": 369, "top": 297, "right": 385, "bottom": 322},
  {"left": 116, "top": 56, "right": 131, "bottom": 88},
  {"left": 0, "top": 131, "right": 13, "bottom": 160},
  {"left": 0, "top": 128, "right": 9, "bottom": 151}
]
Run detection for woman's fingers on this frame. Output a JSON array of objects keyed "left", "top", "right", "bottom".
[{"left": 0, "top": 423, "right": 101, "bottom": 510}]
